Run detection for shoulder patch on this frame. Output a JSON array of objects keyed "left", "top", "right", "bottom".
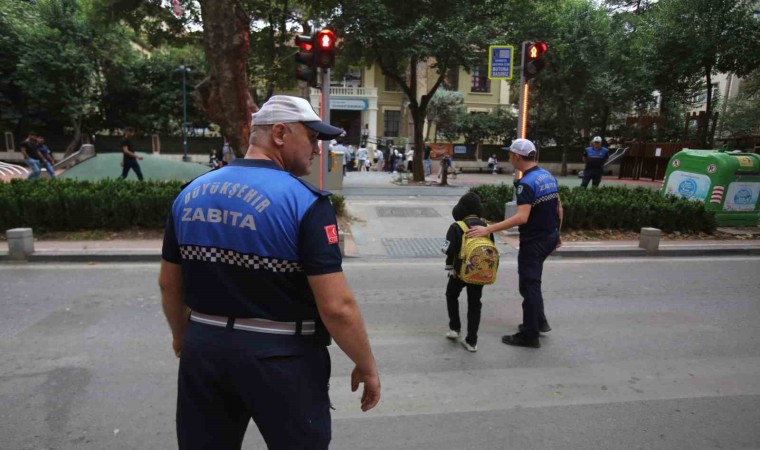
[
  {"left": 517, "top": 185, "right": 524, "bottom": 195},
  {"left": 324, "top": 225, "right": 339, "bottom": 244}
]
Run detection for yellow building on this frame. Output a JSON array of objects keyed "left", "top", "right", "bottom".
[{"left": 299, "top": 61, "right": 513, "bottom": 148}]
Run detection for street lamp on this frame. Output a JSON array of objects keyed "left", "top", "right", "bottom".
[{"left": 177, "top": 65, "right": 192, "bottom": 162}]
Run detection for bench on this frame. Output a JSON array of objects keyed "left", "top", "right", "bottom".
[{"left": 452, "top": 160, "right": 509, "bottom": 174}]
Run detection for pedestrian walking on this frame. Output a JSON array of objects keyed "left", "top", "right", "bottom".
[
  {"left": 356, "top": 145, "right": 368, "bottom": 172},
  {"left": 467, "top": 139, "right": 563, "bottom": 349},
  {"left": 19, "top": 133, "right": 42, "bottom": 180},
  {"left": 36, "top": 136, "right": 57, "bottom": 179},
  {"left": 581, "top": 136, "right": 609, "bottom": 188},
  {"left": 373, "top": 146, "right": 383, "bottom": 172},
  {"left": 221, "top": 138, "right": 236, "bottom": 166},
  {"left": 159, "top": 95, "right": 380, "bottom": 450},
  {"left": 120, "top": 127, "right": 144, "bottom": 181},
  {"left": 442, "top": 192, "right": 495, "bottom": 352},
  {"left": 424, "top": 144, "right": 432, "bottom": 177}
]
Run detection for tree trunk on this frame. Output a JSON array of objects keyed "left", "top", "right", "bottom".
[
  {"left": 64, "top": 116, "right": 82, "bottom": 157},
  {"left": 196, "top": 0, "right": 255, "bottom": 156},
  {"left": 703, "top": 65, "right": 713, "bottom": 148},
  {"left": 559, "top": 99, "right": 568, "bottom": 176},
  {"left": 411, "top": 107, "right": 425, "bottom": 182}
]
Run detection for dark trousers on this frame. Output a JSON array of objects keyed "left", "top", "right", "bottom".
[
  {"left": 581, "top": 169, "right": 601, "bottom": 188},
  {"left": 517, "top": 230, "right": 559, "bottom": 339},
  {"left": 446, "top": 276, "right": 483, "bottom": 345},
  {"left": 177, "top": 321, "right": 331, "bottom": 450},
  {"left": 121, "top": 158, "right": 144, "bottom": 180}
]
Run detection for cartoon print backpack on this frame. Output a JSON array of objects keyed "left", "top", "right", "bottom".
[{"left": 456, "top": 221, "right": 499, "bottom": 285}]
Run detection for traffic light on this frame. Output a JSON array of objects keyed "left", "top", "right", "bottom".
[
  {"left": 523, "top": 41, "right": 547, "bottom": 80},
  {"left": 314, "top": 28, "right": 336, "bottom": 68},
  {"left": 294, "top": 33, "right": 317, "bottom": 83}
]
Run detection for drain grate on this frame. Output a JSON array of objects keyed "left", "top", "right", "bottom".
[
  {"left": 375, "top": 207, "right": 441, "bottom": 218},
  {"left": 382, "top": 238, "right": 446, "bottom": 258}
]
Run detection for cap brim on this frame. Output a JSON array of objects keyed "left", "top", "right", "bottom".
[{"left": 303, "top": 121, "right": 344, "bottom": 140}]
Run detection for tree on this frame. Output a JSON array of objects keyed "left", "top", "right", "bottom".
[
  {"left": 334, "top": 0, "right": 524, "bottom": 182},
  {"left": 425, "top": 88, "right": 464, "bottom": 142},
  {"left": 11, "top": 0, "right": 105, "bottom": 154},
  {"left": 195, "top": 0, "right": 255, "bottom": 155},
  {"left": 519, "top": 0, "right": 613, "bottom": 175},
  {"left": 719, "top": 70, "right": 760, "bottom": 139},
  {"left": 647, "top": 0, "right": 760, "bottom": 148}
]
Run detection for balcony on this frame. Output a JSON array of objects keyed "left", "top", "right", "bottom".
[{"left": 310, "top": 86, "right": 378, "bottom": 98}]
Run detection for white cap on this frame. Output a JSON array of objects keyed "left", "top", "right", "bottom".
[
  {"left": 502, "top": 138, "right": 536, "bottom": 156},
  {"left": 592, "top": 136, "right": 602, "bottom": 143},
  {"left": 251, "top": 95, "right": 344, "bottom": 140}
]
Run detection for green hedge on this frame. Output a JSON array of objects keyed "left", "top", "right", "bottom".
[
  {"left": 0, "top": 179, "right": 183, "bottom": 231},
  {"left": 0, "top": 179, "right": 348, "bottom": 232},
  {"left": 469, "top": 184, "right": 716, "bottom": 233}
]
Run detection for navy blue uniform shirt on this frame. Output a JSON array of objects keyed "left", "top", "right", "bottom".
[
  {"left": 583, "top": 146, "right": 609, "bottom": 172},
  {"left": 515, "top": 166, "right": 560, "bottom": 242},
  {"left": 162, "top": 159, "right": 342, "bottom": 322}
]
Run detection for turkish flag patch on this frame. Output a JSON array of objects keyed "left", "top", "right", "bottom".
[{"left": 324, "top": 225, "right": 339, "bottom": 244}]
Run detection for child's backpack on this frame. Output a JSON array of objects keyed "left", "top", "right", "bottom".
[{"left": 456, "top": 221, "right": 499, "bottom": 285}]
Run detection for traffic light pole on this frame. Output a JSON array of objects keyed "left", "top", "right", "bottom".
[
  {"left": 320, "top": 67, "right": 331, "bottom": 190},
  {"left": 517, "top": 40, "right": 528, "bottom": 141}
]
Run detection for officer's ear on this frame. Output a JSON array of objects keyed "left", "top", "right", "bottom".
[{"left": 272, "top": 123, "right": 288, "bottom": 146}]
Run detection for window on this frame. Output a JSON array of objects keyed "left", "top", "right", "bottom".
[
  {"left": 384, "top": 110, "right": 400, "bottom": 137},
  {"left": 384, "top": 76, "right": 402, "bottom": 92},
  {"left": 470, "top": 65, "right": 490, "bottom": 93},
  {"left": 691, "top": 83, "right": 719, "bottom": 104}
]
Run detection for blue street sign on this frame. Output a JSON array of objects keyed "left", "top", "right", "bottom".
[{"left": 488, "top": 45, "right": 514, "bottom": 80}]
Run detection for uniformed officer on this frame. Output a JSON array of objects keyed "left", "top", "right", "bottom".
[
  {"left": 159, "top": 95, "right": 381, "bottom": 450},
  {"left": 581, "top": 136, "right": 609, "bottom": 188},
  {"left": 466, "top": 139, "right": 563, "bottom": 349}
]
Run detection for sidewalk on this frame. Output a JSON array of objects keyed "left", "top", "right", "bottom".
[
  {"left": 2, "top": 229, "right": 759, "bottom": 263},
  {"left": 1, "top": 172, "right": 758, "bottom": 262}
]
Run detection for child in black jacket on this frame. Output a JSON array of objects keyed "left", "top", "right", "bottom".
[{"left": 441, "top": 192, "right": 494, "bottom": 352}]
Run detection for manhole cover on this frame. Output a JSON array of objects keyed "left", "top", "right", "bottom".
[
  {"left": 375, "top": 207, "right": 441, "bottom": 218},
  {"left": 382, "top": 238, "right": 446, "bottom": 258}
]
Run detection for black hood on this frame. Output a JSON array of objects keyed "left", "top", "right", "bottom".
[{"left": 452, "top": 192, "right": 482, "bottom": 221}]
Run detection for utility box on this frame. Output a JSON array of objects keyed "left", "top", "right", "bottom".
[
  {"left": 662, "top": 149, "right": 760, "bottom": 226},
  {"left": 301, "top": 151, "right": 344, "bottom": 192}
]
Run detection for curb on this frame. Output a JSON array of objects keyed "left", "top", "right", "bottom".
[{"left": 2, "top": 246, "right": 760, "bottom": 263}]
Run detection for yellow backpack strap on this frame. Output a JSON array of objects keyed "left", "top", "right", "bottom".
[{"left": 456, "top": 221, "right": 468, "bottom": 258}]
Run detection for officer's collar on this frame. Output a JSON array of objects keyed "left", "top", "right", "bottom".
[
  {"left": 522, "top": 165, "right": 540, "bottom": 175},
  {"left": 229, "top": 158, "right": 285, "bottom": 171}
]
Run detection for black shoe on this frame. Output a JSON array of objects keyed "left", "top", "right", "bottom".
[
  {"left": 502, "top": 332, "right": 540, "bottom": 348},
  {"left": 518, "top": 323, "right": 552, "bottom": 333}
]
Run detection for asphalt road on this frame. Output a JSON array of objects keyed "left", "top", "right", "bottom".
[{"left": 1, "top": 256, "right": 759, "bottom": 449}]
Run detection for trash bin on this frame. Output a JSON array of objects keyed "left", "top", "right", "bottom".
[{"left": 662, "top": 149, "right": 760, "bottom": 226}]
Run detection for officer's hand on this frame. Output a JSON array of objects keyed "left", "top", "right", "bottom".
[
  {"left": 351, "top": 366, "right": 381, "bottom": 412},
  {"left": 172, "top": 338, "right": 182, "bottom": 358},
  {"left": 466, "top": 225, "right": 489, "bottom": 238}
]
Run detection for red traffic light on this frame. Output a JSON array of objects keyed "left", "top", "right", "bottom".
[
  {"left": 316, "top": 29, "right": 336, "bottom": 50},
  {"left": 313, "top": 28, "right": 336, "bottom": 68},
  {"left": 527, "top": 42, "right": 547, "bottom": 60},
  {"left": 295, "top": 34, "right": 313, "bottom": 51}
]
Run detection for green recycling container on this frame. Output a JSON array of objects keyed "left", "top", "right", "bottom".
[{"left": 662, "top": 149, "right": 760, "bottom": 227}]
